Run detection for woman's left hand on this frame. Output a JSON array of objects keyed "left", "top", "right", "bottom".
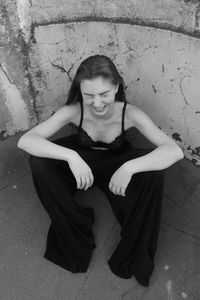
[{"left": 109, "top": 163, "right": 133, "bottom": 196}]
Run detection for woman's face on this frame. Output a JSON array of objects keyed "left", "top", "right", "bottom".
[{"left": 80, "top": 76, "right": 119, "bottom": 117}]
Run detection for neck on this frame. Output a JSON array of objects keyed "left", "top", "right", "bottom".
[{"left": 85, "top": 103, "right": 116, "bottom": 122}]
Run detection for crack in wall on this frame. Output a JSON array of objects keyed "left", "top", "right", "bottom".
[
  {"left": 179, "top": 76, "right": 190, "bottom": 106},
  {"left": 48, "top": 37, "right": 89, "bottom": 84},
  {"left": 50, "top": 60, "right": 73, "bottom": 81},
  {"left": 178, "top": 73, "right": 196, "bottom": 134},
  {"left": 182, "top": 106, "right": 190, "bottom": 138},
  {"left": 0, "top": 63, "right": 15, "bottom": 86}
]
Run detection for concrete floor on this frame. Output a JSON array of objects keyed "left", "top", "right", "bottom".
[{"left": 0, "top": 155, "right": 200, "bottom": 300}]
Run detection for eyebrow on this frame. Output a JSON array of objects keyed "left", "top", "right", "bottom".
[{"left": 83, "top": 89, "right": 111, "bottom": 96}]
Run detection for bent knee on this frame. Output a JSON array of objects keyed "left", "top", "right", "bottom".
[
  {"left": 29, "top": 155, "right": 70, "bottom": 176},
  {"left": 134, "top": 169, "right": 165, "bottom": 184},
  {"left": 146, "top": 170, "right": 165, "bottom": 186},
  {"left": 146, "top": 169, "right": 165, "bottom": 180},
  {"left": 29, "top": 155, "right": 53, "bottom": 174}
]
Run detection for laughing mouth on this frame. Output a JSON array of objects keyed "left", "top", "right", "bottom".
[{"left": 94, "top": 105, "right": 106, "bottom": 112}]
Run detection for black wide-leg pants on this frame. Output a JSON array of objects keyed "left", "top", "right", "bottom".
[{"left": 29, "top": 135, "right": 165, "bottom": 287}]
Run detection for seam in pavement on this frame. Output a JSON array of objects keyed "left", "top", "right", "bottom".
[
  {"left": 0, "top": 171, "right": 31, "bottom": 192},
  {"left": 75, "top": 221, "right": 118, "bottom": 300},
  {"left": 164, "top": 193, "right": 182, "bottom": 207},
  {"left": 162, "top": 221, "right": 200, "bottom": 242}
]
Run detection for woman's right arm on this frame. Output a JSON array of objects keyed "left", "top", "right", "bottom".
[
  {"left": 17, "top": 104, "right": 79, "bottom": 162},
  {"left": 18, "top": 104, "right": 94, "bottom": 190}
]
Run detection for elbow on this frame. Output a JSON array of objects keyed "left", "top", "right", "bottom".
[
  {"left": 17, "top": 135, "right": 28, "bottom": 150},
  {"left": 17, "top": 136, "right": 24, "bottom": 149},
  {"left": 175, "top": 145, "right": 184, "bottom": 161}
]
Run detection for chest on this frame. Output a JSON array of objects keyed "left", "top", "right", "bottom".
[{"left": 82, "top": 119, "right": 122, "bottom": 142}]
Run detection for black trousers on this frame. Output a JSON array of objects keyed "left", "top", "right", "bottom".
[{"left": 29, "top": 135, "right": 165, "bottom": 287}]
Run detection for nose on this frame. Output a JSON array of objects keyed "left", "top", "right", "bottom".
[{"left": 92, "top": 96, "right": 102, "bottom": 108}]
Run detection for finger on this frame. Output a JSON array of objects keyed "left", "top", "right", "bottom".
[
  {"left": 111, "top": 184, "right": 117, "bottom": 195},
  {"left": 120, "top": 187, "right": 126, "bottom": 197},
  {"left": 109, "top": 180, "right": 114, "bottom": 190},
  {"left": 89, "top": 173, "right": 94, "bottom": 187},
  {"left": 76, "top": 176, "right": 81, "bottom": 189},
  {"left": 79, "top": 176, "right": 86, "bottom": 189},
  {"left": 84, "top": 175, "right": 91, "bottom": 191},
  {"left": 115, "top": 186, "right": 121, "bottom": 195},
  {"left": 109, "top": 181, "right": 113, "bottom": 192}
]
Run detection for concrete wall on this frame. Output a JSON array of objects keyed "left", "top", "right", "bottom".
[
  {"left": 1, "top": 0, "right": 200, "bottom": 170},
  {"left": 0, "top": 0, "right": 36, "bottom": 138}
]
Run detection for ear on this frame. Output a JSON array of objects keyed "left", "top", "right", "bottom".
[{"left": 115, "top": 83, "right": 119, "bottom": 94}]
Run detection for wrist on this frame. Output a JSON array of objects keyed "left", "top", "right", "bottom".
[
  {"left": 123, "top": 161, "right": 136, "bottom": 176},
  {"left": 65, "top": 149, "right": 79, "bottom": 163}
]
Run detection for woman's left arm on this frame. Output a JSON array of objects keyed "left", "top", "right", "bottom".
[{"left": 124, "top": 105, "right": 184, "bottom": 175}]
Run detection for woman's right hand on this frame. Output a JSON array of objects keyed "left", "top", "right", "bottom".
[{"left": 68, "top": 153, "right": 94, "bottom": 191}]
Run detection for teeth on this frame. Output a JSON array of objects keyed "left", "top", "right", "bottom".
[{"left": 95, "top": 106, "right": 105, "bottom": 111}]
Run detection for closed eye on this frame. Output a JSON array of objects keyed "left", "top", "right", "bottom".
[
  {"left": 83, "top": 90, "right": 111, "bottom": 97},
  {"left": 100, "top": 90, "right": 110, "bottom": 96}
]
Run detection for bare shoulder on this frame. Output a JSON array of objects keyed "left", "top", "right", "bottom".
[
  {"left": 125, "top": 102, "right": 147, "bottom": 128},
  {"left": 54, "top": 103, "right": 80, "bottom": 123},
  {"left": 23, "top": 103, "right": 81, "bottom": 139},
  {"left": 125, "top": 102, "right": 179, "bottom": 147}
]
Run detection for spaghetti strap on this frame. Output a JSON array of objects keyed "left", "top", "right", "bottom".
[
  {"left": 78, "top": 101, "right": 126, "bottom": 138},
  {"left": 121, "top": 102, "right": 127, "bottom": 135},
  {"left": 78, "top": 101, "right": 84, "bottom": 129},
  {"left": 79, "top": 101, "right": 126, "bottom": 133}
]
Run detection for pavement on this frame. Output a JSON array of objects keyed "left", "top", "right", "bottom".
[{"left": 0, "top": 152, "right": 200, "bottom": 300}]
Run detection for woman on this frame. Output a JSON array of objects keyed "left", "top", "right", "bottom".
[{"left": 18, "top": 55, "right": 183, "bottom": 286}]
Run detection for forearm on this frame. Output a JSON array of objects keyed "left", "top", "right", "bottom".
[
  {"left": 17, "top": 134, "right": 77, "bottom": 162},
  {"left": 125, "top": 143, "right": 184, "bottom": 175}
]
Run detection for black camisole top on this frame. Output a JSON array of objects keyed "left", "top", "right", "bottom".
[{"left": 76, "top": 101, "right": 127, "bottom": 151}]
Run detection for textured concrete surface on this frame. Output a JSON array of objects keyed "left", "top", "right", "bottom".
[
  {"left": 0, "top": 0, "right": 36, "bottom": 138},
  {"left": 0, "top": 154, "right": 200, "bottom": 300},
  {"left": 0, "top": 133, "right": 28, "bottom": 179},
  {"left": 32, "top": 0, "right": 200, "bottom": 35}
]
